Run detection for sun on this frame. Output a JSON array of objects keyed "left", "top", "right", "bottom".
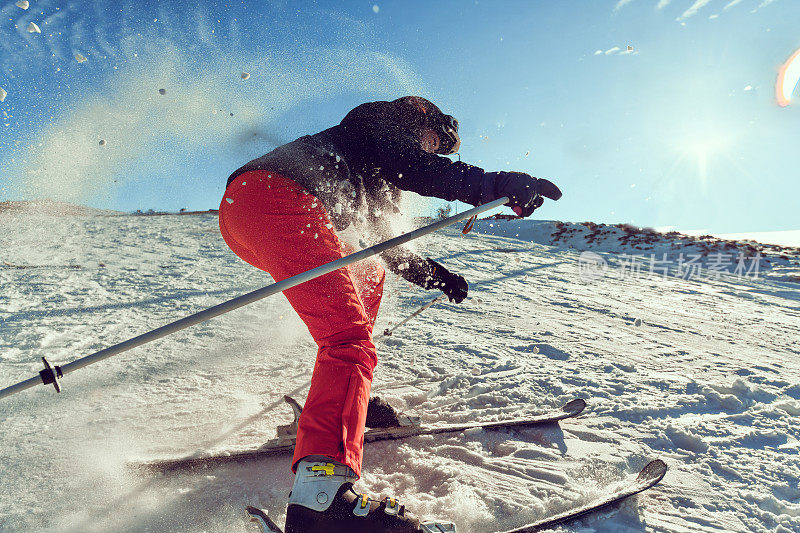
[{"left": 676, "top": 125, "right": 732, "bottom": 185}]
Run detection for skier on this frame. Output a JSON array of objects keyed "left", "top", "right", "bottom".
[{"left": 218, "top": 96, "right": 561, "bottom": 532}]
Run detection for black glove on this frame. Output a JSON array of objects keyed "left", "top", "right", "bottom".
[
  {"left": 425, "top": 258, "right": 468, "bottom": 303},
  {"left": 487, "top": 171, "right": 562, "bottom": 217}
]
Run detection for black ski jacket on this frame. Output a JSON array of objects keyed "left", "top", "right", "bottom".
[{"left": 226, "top": 99, "right": 494, "bottom": 288}]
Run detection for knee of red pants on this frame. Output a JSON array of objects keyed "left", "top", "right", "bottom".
[
  {"left": 316, "top": 325, "right": 378, "bottom": 375},
  {"left": 350, "top": 260, "right": 386, "bottom": 326},
  {"left": 340, "top": 240, "right": 386, "bottom": 326}
]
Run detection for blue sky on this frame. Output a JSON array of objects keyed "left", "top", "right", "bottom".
[{"left": 0, "top": 0, "right": 798, "bottom": 233}]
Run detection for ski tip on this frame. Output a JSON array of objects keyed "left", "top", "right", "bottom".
[
  {"left": 562, "top": 398, "right": 587, "bottom": 416},
  {"left": 283, "top": 396, "right": 303, "bottom": 419},
  {"left": 637, "top": 459, "right": 668, "bottom": 485},
  {"left": 246, "top": 506, "right": 284, "bottom": 533}
]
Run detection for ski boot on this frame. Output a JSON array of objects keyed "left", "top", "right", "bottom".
[
  {"left": 366, "top": 396, "right": 420, "bottom": 428},
  {"left": 285, "top": 458, "right": 456, "bottom": 533}
]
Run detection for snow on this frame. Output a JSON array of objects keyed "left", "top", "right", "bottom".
[
  {"left": 26, "top": 22, "right": 41, "bottom": 34},
  {"left": 0, "top": 87, "right": 6, "bottom": 103},
  {"left": 1, "top": 211, "right": 799, "bottom": 532},
  {"left": 715, "top": 230, "right": 800, "bottom": 248}
]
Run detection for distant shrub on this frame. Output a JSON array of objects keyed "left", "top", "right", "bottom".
[{"left": 434, "top": 204, "right": 452, "bottom": 220}]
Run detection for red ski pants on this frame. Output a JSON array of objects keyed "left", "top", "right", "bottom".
[{"left": 218, "top": 171, "right": 384, "bottom": 477}]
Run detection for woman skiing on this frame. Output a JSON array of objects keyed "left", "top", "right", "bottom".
[{"left": 218, "top": 96, "right": 561, "bottom": 532}]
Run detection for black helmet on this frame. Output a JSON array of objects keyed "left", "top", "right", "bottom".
[{"left": 392, "top": 96, "right": 461, "bottom": 155}]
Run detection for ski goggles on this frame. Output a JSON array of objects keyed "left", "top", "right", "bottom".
[{"left": 434, "top": 114, "right": 460, "bottom": 155}]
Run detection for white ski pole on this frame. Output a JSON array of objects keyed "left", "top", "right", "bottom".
[
  {"left": 0, "top": 197, "right": 506, "bottom": 400},
  {"left": 381, "top": 295, "right": 446, "bottom": 337}
]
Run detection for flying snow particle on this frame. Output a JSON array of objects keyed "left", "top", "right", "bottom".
[
  {"left": 532, "top": 346, "right": 540, "bottom": 354},
  {"left": 0, "top": 87, "right": 6, "bottom": 102},
  {"left": 16, "top": 1, "right": 29, "bottom": 9},
  {"left": 27, "top": 22, "right": 41, "bottom": 33},
  {"left": 744, "top": 85, "right": 753, "bottom": 92},
  {"left": 74, "top": 53, "right": 87, "bottom": 63},
  {"left": 627, "top": 45, "right": 634, "bottom": 51},
  {"left": 225, "top": 198, "right": 234, "bottom": 204},
  {"left": 98, "top": 139, "right": 106, "bottom": 146},
  {"left": 372, "top": 4, "right": 380, "bottom": 13},
  {"left": 594, "top": 50, "right": 603, "bottom": 55},
  {"left": 158, "top": 88, "right": 166, "bottom": 95},
  {"left": 634, "top": 318, "right": 643, "bottom": 327},
  {"left": 524, "top": 151, "right": 530, "bottom": 157},
  {"left": 241, "top": 72, "right": 250, "bottom": 80}
]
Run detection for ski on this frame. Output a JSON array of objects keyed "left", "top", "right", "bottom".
[
  {"left": 498, "top": 459, "right": 667, "bottom": 532},
  {"left": 134, "top": 398, "right": 586, "bottom": 475},
  {"left": 243, "top": 459, "right": 665, "bottom": 533}
]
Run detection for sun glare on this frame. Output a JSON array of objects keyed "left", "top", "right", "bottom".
[
  {"left": 776, "top": 47, "right": 800, "bottom": 107},
  {"left": 676, "top": 127, "right": 732, "bottom": 186}
]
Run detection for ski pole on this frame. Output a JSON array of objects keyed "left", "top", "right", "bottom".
[
  {"left": 0, "top": 197, "right": 506, "bottom": 401},
  {"left": 382, "top": 295, "right": 445, "bottom": 337}
]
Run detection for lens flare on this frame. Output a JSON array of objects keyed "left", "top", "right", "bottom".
[{"left": 776, "top": 47, "right": 800, "bottom": 107}]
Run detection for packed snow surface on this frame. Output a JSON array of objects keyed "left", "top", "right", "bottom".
[{"left": 1, "top": 211, "right": 799, "bottom": 532}]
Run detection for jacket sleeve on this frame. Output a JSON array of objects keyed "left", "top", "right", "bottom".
[
  {"left": 380, "top": 247, "right": 437, "bottom": 289},
  {"left": 339, "top": 102, "right": 495, "bottom": 207}
]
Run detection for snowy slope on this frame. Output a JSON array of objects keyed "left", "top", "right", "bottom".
[
  {"left": 473, "top": 218, "right": 800, "bottom": 277},
  {"left": 1, "top": 211, "right": 799, "bottom": 533}
]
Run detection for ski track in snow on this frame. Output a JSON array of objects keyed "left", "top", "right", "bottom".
[{"left": 1, "top": 211, "right": 799, "bottom": 532}]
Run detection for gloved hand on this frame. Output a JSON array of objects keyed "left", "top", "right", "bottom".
[
  {"left": 487, "top": 171, "right": 562, "bottom": 217},
  {"left": 425, "top": 258, "right": 468, "bottom": 303}
]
